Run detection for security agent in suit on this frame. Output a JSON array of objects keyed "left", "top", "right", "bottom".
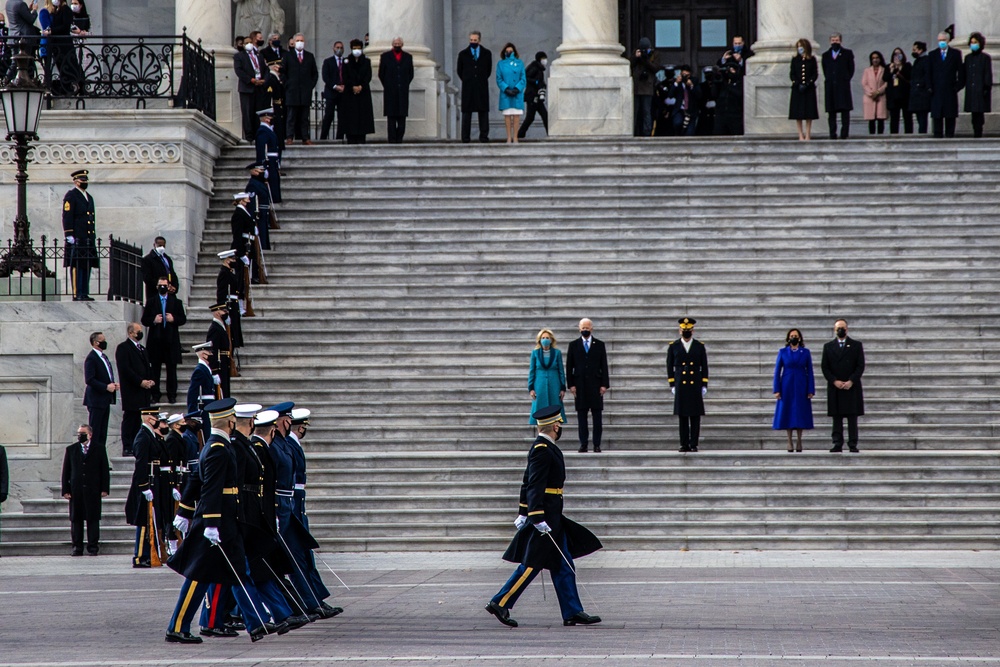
[
  {"left": 565, "top": 318, "right": 610, "bottom": 453},
  {"left": 487, "top": 405, "right": 602, "bottom": 628},
  {"left": 821, "top": 33, "right": 855, "bottom": 139},
  {"left": 140, "top": 236, "right": 178, "bottom": 303},
  {"left": 207, "top": 303, "right": 233, "bottom": 399},
  {"left": 821, "top": 318, "right": 865, "bottom": 453},
  {"left": 115, "top": 322, "right": 155, "bottom": 456},
  {"left": 62, "top": 169, "right": 97, "bottom": 301},
  {"left": 61, "top": 424, "right": 110, "bottom": 556},
  {"left": 141, "top": 276, "right": 188, "bottom": 404},
  {"left": 666, "top": 318, "right": 709, "bottom": 452},
  {"left": 83, "top": 331, "right": 118, "bottom": 451},
  {"left": 929, "top": 31, "right": 966, "bottom": 138},
  {"left": 124, "top": 408, "right": 166, "bottom": 567},
  {"left": 255, "top": 108, "right": 282, "bottom": 203},
  {"left": 457, "top": 31, "right": 493, "bottom": 143},
  {"left": 320, "top": 41, "right": 346, "bottom": 140}
]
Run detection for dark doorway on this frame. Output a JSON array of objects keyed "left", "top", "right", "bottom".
[{"left": 620, "top": 0, "right": 754, "bottom": 74}]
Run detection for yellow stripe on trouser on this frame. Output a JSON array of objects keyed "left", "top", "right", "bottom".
[
  {"left": 136, "top": 526, "right": 146, "bottom": 562},
  {"left": 499, "top": 567, "right": 534, "bottom": 607},
  {"left": 172, "top": 579, "right": 200, "bottom": 633}
]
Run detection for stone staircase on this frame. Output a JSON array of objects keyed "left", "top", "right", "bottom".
[{"left": 3, "top": 137, "right": 1000, "bottom": 555}]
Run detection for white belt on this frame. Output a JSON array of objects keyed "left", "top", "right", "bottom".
[
  {"left": 276, "top": 489, "right": 294, "bottom": 497},
  {"left": 293, "top": 483, "right": 305, "bottom": 491},
  {"left": 227, "top": 294, "right": 238, "bottom": 300},
  {"left": 186, "top": 459, "right": 198, "bottom": 467},
  {"left": 159, "top": 466, "right": 172, "bottom": 472},
  {"left": 200, "top": 394, "right": 215, "bottom": 400}
]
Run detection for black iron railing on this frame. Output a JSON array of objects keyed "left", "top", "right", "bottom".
[{"left": 0, "top": 235, "right": 144, "bottom": 302}]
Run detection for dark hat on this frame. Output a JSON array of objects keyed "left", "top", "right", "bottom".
[
  {"left": 638, "top": 37, "right": 652, "bottom": 50},
  {"left": 246, "top": 161, "right": 265, "bottom": 170},
  {"left": 140, "top": 407, "right": 160, "bottom": 416},
  {"left": 532, "top": 405, "right": 564, "bottom": 427},
  {"left": 535, "top": 51, "right": 547, "bottom": 61},
  {"left": 204, "top": 397, "right": 237, "bottom": 419},
  {"left": 267, "top": 401, "right": 295, "bottom": 417},
  {"left": 678, "top": 317, "right": 697, "bottom": 329},
  {"left": 71, "top": 169, "right": 89, "bottom": 181},
  {"left": 209, "top": 303, "right": 229, "bottom": 312},
  {"left": 183, "top": 410, "right": 203, "bottom": 423}
]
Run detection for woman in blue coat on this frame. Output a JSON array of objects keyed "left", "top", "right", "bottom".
[
  {"left": 496, "top": 42, "right": 526, "bottom": 143},
  {"left": 528, "top": 328, "right": 566, "bottom": 426},
  {"left": 773, "top": 328, "right": 815, "bottom": 452}
]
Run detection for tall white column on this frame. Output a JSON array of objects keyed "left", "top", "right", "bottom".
[
  {"left": 548, "top": 0, "right": 633, "bottom": 136},
  {"left": 744, "top": 0, "right": 814, "bottom": 135},
  {"left": 952, "top": 0, "right": 1000, "bottom": 134},
  {"left": 175, "top": 0, "right": 240, "bottom": 138},
  {"left": 368, "top": 0, "right": 443, "bottom": 139}
]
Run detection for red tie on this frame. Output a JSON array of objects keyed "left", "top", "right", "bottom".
[
  {"left": 251, "top": 53, "right": 258, "bottom": 70},
  {"left": 298, "top": 52, "right": 303, "bottom": 63},
  {"left": 337, "top": 58, "right": 342, "bottom": 78}
]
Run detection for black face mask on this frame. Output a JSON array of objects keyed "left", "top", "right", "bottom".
[
  {"left": 78, "top": 182, "right": 88, "bottom": 190},
  {"left": 135, "top": 330, "right": 143, "bottom": 341},
  {"left": 256, "top": 40, "right": 264, "bottom": 47},
  {"left": 580, "top": 330, "right": 591, "bottom": 339},
  {"left": 554, "top": 425, "right": 562, "bottom": 441},
  {"left": 157, "top": 285, "right": 168, "bottom": 295},
  {"left": 98, "top": 340, "right": 108, "bottom": 350},
  {"left": 158, "top": 427, "right": 169, "bottom": 436},
  {"left": 836, "top": 327, "right": 847, "bottom": 339},
  {"left": 178, "top": 424, "right": 187, "bottom": 433},
  {"left": 789, "top": 337, "right": 801, "bottom": 346},
  {"left": 77, "top": 433, "right": 88, "bottom": 443},
  {"left": 681, "top": 330, "right": 693, "bottom": 340}
]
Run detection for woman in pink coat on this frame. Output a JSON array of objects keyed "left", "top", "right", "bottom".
[{"left": 862, "top": 51, "right": 888, "bottom": 134}]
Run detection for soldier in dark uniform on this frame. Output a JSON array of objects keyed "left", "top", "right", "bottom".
[
  {"left": 230, "top": 192, "right": 255, "bottom": 259},
  {"left": 255, "top": 108, "right": 281, "bottom": 203},
  {"left": 216, "top": 250, "right": 244, "bottom": 350},
  {"left": 486, "top": 405, "right": 602, "bottom": 628},
  {"left": 206, "top": 304, "right": 233, "bottom": 399},
  {"left": 163, "top": 414, "right": 189, "bottom": 555},
  {"left": 124, "top": 408, "right": 170, "bottom": 567},
  {"left": 62, "top": 169, "right": 98, "bottom": 301},
  {"left": 821, "top": 318, "right": 865, "bottom": 453},
  {"left": 666, "top": 317, "right": 709, "bottom": 452},
  {"left": 187, "top": 343, "right": 219, "bottom": 444},
  {"left": 244, "top": 162, "right": 272, "bottom": 251},
  {"left": 263, "top": 64, "right": 287, "bottom": 152}
]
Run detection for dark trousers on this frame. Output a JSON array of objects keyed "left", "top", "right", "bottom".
[
  {"left": 518, "top": 100, "right": 548, "bottom": 137},
  {"left": 133, "top": 524, "right": 152, "bottom": 566},
  {"left": 461, "top": 110, "right": 490, "bottom": 143},
  {"left": 346, "top": 134, "right": 367, "bottom": 144},
  {"left": 239, "top": 92, "right": 261, "bottom": 141},
  {"left": 678, "top": 415, "right": 701, "bottom": 450},
  {"left": 831, "top": 415, "right": 859, "bottom": 448},
  {"left": 319, "top": 94, "right": 342, "bottom": 139},
  {"left": 70, "top": 498, "right": 101, "bottom": 553},
  {"left": 121, "top": 410, "right": 140, "bottom": 455},
  {"left": 828, "top": 110, "right": 850, "bottom": 138},
  {"left": 148, "top": 352, "right": 177, "bottom": 403},
  {"left": 867, "top": 119, "right": 885, "bottom": 134},
  {"left": 932, "top": 116, "right": 956, "bottom": 138},
  {"left": 634, "top": 95, "right": 653, "bottom": 136},
  {"left": 167, "top": 578, "right": 209, "bottom": 633},
  {"left": 386, "top": 116, "right": 407, "bottom": 143},
  {"left": 971, "top": 111, "right": 985, "bottom": 137},
  {"left": 889, "top": 107, "right": 913, "bottom": 134},
  {"left": 88, "top": 407, "right": 110, "bottom": 450},
  {"left": 672, "top": 109, "right": 698, "bottom": 136},
  {"left": 490, "top": 532, "right": 583, "bottom": 620},
  {"left": 287, "top": 105, "right": 311, "bottom": 140},
  {"left": 576, "top": 409, "right": 602, "bottom": 449},
  {"left": 914, "top": 111, "right": 929, "bottom": 134}
]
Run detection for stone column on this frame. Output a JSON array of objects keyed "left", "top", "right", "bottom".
[
  {"left": 744, "top": 0, "right": 814, "bottom": 135},
  {"left": 175, "top": 0, "right": 240, "bottom": 139},
  {"left": 952, "top": 0, "right": 1000, "bottom": 134},
  {"left": 548, "top": 0, "right": 633, "bottom": 136},
  {"left": 368, "top": 0, "right": 443, "bottom": 139}
]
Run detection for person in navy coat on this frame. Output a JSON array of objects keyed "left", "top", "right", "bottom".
[
  {"left": 565, "top": 318, "right": 610, "bottom": 453},
  {"left": 772, "top": 328, "right": 815, "bottom": 452},
  {"left": 457, "top": 31, "right": 493, "bottom": 143},
  {"left": 140, "top": 277, "right": 188, "bottom": 404},
  {"left": 928, "top": 31, "right": 966, "bottom": 138},
  {"left": 83, "top": 331, "right": 118, "bottom": 451},
  {"left": 821, "top": 319, "right": 865, "bottom": 453},
  {"left": 666, "top": 317, "right": 709, "bottom": 452},
  {"left": 255, "top": 107, "right": 281, "bottom": 203}
]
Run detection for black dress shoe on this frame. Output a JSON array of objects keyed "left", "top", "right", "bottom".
[
  {"left": 678, "top": 446, "right": 690, "bottom": 453},
  {"left": 249, "top": 622, "right": 286, "bottom": 642},
  {"left": 199, "top": 626, "right": 238, "bottom": 638},
  {"left": 578, "top": 446, "right": 588, "bottom": 453},
  {"left": 224, "top": 620, "right": 245, "bottom": 632},
  {"left": 71, "top": 549, "right": 83, "bottom": 557},
  {"left": 689, "top": 446, "right": 698, "bottom": 452},
  {"left": 848, "top": 447, "right": 860, "bottom": 453},
  {"left": 87, "top": 550, "right": 99, "bottom": 556},
  {"left": 829, "top": 446, "right": 843, "bottom": 453},
  {"left": 133, "top": 560, "right": 151, "bottom": 568},
  {"left": 278, "top": 614, "right": 310, "bottom": 633},
  {"left": 320, "top": 601, "right": 343, "bottom": 617},
  {"left": 593, "top": 446, "right": 601, "bottom": 453},
  {"left": 485, "top": 601, "right": 517, "bottom": 627},
  {"left": 308, "top": 604, "right": 342, "bottom": 620},
  {"left": 165, "top": 631, "right": 203, "bottom": 644},
  {"left": 563, "top": 611, "right": 602, "bottom": 626}
]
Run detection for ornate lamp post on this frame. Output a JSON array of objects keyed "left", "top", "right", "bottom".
[{"left": 0, "top": 41, "right": 50, "bottom": 278}]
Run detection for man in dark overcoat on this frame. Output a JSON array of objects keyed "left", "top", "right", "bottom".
[
  {"left": 282, "top": 33, "right": 318, "bottom": 144},
  {"left": 909, "top": 42, "right": 932, "bottom": 134},
  {"left": 61, "top": 424, "right": 110, "bottom": 556},
  {"left": 666, "top": 317, "right": 709, "bottom": 452},
  {"left": 821, "top": 33, "right": 855, "bottom": 139},
  {"left": 140, "top": 236, "right": 178, "bottom": 303},
  {"left": 62, "top": 169, "right": 98, "bottom": 301},
  {"left": 341, "top": 38, "right": 375, "bottom": 144},
  {"left": 486, "top": 405, "right": 602, "bottom": 628},
  {"left": 456, "top": 30, "right": 492, "bottom": 143},
  {"left": 565, "top": 318, "right": 610, "bottom": 453},
  {"left": 929, "top": 31, "right": 965, "bottom": 138},
  {"left": 821, "top": 318, "right": 865, "bottom": 453},
  {"left": 115, "top": 322, "right": 154, "bottom": 456},
  {"left": 140, "top": 276, "right": 188, "bottom": 404},
  {"left": 378, "top": 36, "right": 415, "bottom": 143},
  {"left": 320, "top": 41, "right": 346, "bottom": 140}
]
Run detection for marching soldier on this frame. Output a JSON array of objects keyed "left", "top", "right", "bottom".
[
  {"left": 486, "top": 405, "right": 603, "bottom": 628},
  {"left": 286, "top": 408, "right": 310, "bottom": 526},
  {"left": 124, "top": 408, "right": 171, "bottom": 568},
  {"left": 187, "top": 342, "right": 219, "bottom": 442},
  {"left": 216, "top": 250, "right": 245, "bottom": 349},
  {"left": 666, "top": 317, "right": 709, "bottom": 452},
  {"left": 62, "top": 169, "right": 98, "bottom": 301},
  {"left": 163, "top": 414, "right": 188, "bottom": 555},
  {"left": 206, "top": 305, "right": 233, "bottom": 398}
]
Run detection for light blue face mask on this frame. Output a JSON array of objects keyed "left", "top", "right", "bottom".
[
  {"left": 540, "top": 338, "right": 551, "bottom": 348},
  {"left": 939, "top": 40, "right": 949, "bottom": 50},
  {"left": 971, "top": 42, "right": 981, "bottom": 52}
]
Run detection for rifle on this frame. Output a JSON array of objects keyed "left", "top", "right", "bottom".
[
  {"left": 242, "top": 259, "right": 256, "bottom": 317},
  {"left": 252, "top": 231, "right": 268, "bottom": 285},
  {"left": 147, "top": 461, "right": 163, "bottom": 567},
  {"left": 265, "top": 176, "right": 280, "bottom": 229},
  {"left": 225, "top": 320, "right": 239, "bottom": 380}
]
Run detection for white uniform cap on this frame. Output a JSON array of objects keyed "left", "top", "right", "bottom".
[
  {"left": 235, "top": 403, "right": 263, "bottom": 419},
  {"left": 167, "top": 413, "right": 184, "bottom": 425},
  {"left": 254, "top": 410, "right": 279, "bottom": 427}
]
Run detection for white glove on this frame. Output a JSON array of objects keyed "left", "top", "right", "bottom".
[
  {"left": 173, "top": 515, "right": 190, "bottom": 533},
  {"left": 66, "top": 235, "right": 76, "bottom": 244},
  {"left": 172, "top": 488, "right": 182, "bottom": 501},
  {"left": 514, "top": 515, "right": 528, "bottom": 530},
  {"left": 706, "top": 100, "right": 717, "bottom": 109},
  {"left": 142, "top": 489, "right": 153, "bottom": 501},
  {"left": 534, "top": 521, "right": 552, "bottom": 534},
  {"left": 241, "top": 256, "right": 250, "bottom": 266},
  {"left": 213, "top": 374, "right": 221, "bottom": 386},
  {"left": 671, "top": 387, "right": 676, "bottom": 395},
  {"left": 167, "top": 539, "right": 178, "bottom": 556},
  {"left": 275, "top": 517, "right": 280, "bottom": 532},
  {"left": 702, "top": 387, "right": 707, "bottom": 397},
  {"left": 204, "top": 526, "right": 221, "bottom": 545}
]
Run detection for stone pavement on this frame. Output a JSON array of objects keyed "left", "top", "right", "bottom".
[{"left": 0, "top": 550, "right": 997, "bottom": 667}]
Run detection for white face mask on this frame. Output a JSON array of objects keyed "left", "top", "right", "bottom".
[
  {"left": 70, "top": 3, "right": 81, "bottom": 12},
  {"left": 154, "top": 245, "right": 166, "bottom": 256},
  {"left": 52, "top": 0, "right": 60, "bottom": 6},
  {"left": 295, "top": 41, "right": 305, "bottom": 52},
  {"left": 541, "top": 58, "right": 548, "bottom": 67},
  {"left": 244, "top": 42, "right": 255, "bottom": 52},
  {"left": 352, "top": 48, "right": 362, "bottom": 58}
]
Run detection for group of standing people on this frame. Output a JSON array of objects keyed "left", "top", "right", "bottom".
[{"left": 790, "top": 31, "right": 992, "bottom": 140}]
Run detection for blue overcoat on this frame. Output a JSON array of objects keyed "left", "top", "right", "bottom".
[
  {"left": 496, "top": 56, "right": 526, "bottom": 111},
  {"left": 772, "top": 346, "right": 815, "bottom": 430}
]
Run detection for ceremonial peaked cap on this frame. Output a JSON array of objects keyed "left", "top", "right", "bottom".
[
  {"left": 205, "top": 397, "right": 237, "bottom": 419},
  {"left": 532, "top": 405, "right": 564, "bottom": 427}
]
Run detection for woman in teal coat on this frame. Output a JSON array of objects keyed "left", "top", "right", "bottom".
[
  {"left": 528, "top": 328, "right": 567, "bottom": 425},
  {"left": 496, "top": 42, "right": 526, "bottom": 143}
]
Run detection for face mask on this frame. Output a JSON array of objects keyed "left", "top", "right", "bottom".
[
  {"left": 505, "top": 51, "right": 513, "bottom": 59},
  {"left": 580, "top": 330, "right": 591, "bottom": 339},
  {"left": 157, "top": 285, "right": 168, "bottom": 295},
  {"left": 77, "top": 432, "right": 88, "bottom": 443},
  {"left": 298, "top": 427, "right": 308, "bottom": 438},
  {"left": 894, "top": 54, "right": 903, "bottom": 62},
  {"left": 352, "top": 48, "right": 362, "bottom": 58},
  {"left": 393, "top": 45, "right": 402, "bottom": 53},
  {"left": 540, "top": 337, "right": 551, "bottom": 348},
  {"left": 154, "top": 245, "right": 166, "bottom": 256},
  {"left": 53, "top": 0, "right": 60, "bottom": 6},
  {"left": 159, "top": 427, "right": 170, "bottom": 436},
  {"left": 836, "top": 327, "right": 847, "bottom": 339},
  {"left": 797, "top": 46, "right": 804, "bottom": 55},
  {"left": 78, "top": 182, "right": 88, "bottom": 190},
  {"left": 71, "top": 3, "right": 81, "bottom": 12},
  {"left": 470, "top": 42, "right": 478, "bottom": 49},
  {"left": 831, "top": 43, "right": 841, "bottom": 51},
  {"left": 541, "top": 58, "right": 548, "bottom": 67},
  {"left": 554, "top": 425, "right": 563, "bottom": 441},
  {"left": 939, "top": 41, "right": 949, "bottom": 50},
  {"left": 295, "top": 41, "right": 305, "bottom": 51},
  {"left": 681, "top": 330, "right": 693, "bottom": 340},
  {"left": 134, "top": 330, "right": 143, "bottom": 341},
  {"left": 272, "top": 40, "right": 281, "bottom": 48},
  {"left": 244, "top": 42, "right": 255, "bottom": 53},
  {"left": 334, "top": 47, "right": 344, "bottom": 56},
  {"left": 256, "top": 39, "right": 264, "bottom": 47},
  {"left": 789, "top": 337, "right": 801, "bottom": 346},
  {"left": 178, "top": 424, "right": 187, "bottom": 433},
  {"left": 98, "top": 340, "right": 108, "bottom": 350},
  {"left": 971, "top": 43, "right": 981, "bottom": 52},
  {"left": 733, "top": 45, "right": 743, "bottom": 53}
]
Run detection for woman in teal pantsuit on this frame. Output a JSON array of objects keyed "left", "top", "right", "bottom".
[{"left": 528, "top": 328, "right": 567, "bottom": 425}]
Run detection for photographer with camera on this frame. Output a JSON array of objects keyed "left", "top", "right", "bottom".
[
  {"left": 652, "top": 68, "right": 675, "bottom": 136},
  {"left": 518, "top": 51, "right": 548, "bottom": 139},
  {"left": 631, "top": 37, "right": 660, "bottom": 136},
  {"left": 668, "top": 64, "right": 701, "bottom": 136},
  {"left": 714, "top": 61, "right": 744, "bottom": 135},
  {"left": 719, "top": 36, "right": 753, "bottom": 73}
]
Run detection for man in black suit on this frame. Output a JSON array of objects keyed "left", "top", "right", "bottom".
[
  {"left": 320, "top": 40, "right": 346, "bottom": 140},
  {"left": 378, "top": 37, "right": 415, "bottom": 144},
  {"left": 565, "top": 318, "right": 610, "bottom": 453},
  {"left": 259, "top": 32, "right": 286, "bottom": 69},
  {"left": 283, "top": 33, "right": 319, "bottom": 144},
  {"left": 234, "top": 30, "right": 267, "bottom": 141},
  {"left": 457, "top": 30, "right": 492, "bottom": 143},
  {"left": 141, "top": 276, "right": 188, "bottom": 404},
  {"left": 140, "top": 236, "right": 178, "bottom": 303},
  {"left": 909, "top": 42, "right": 932, "bottom": 134},
  {"left": 821, "top": 318, "right": 865, "bottom": 453},
  {"left": 61, "top": 424, "right": 110, "bottom": 556},
  {"left": 62, "top": 169, "right": 97, "bottom": 301},
  {"left": 83, "top": 331, "right": 118, "bottom": 451},
  {"left": 821, "top": 33, "right": 855, "bottom": 139},
  {"left": 928, "top": 31, "right": 966, "bottom": 138},
  {"left": 115, "top": 322, "right": 155, "bottom": 456},
  {"left": 666, "top": 318, "right": 709, "bottom": 453}
]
